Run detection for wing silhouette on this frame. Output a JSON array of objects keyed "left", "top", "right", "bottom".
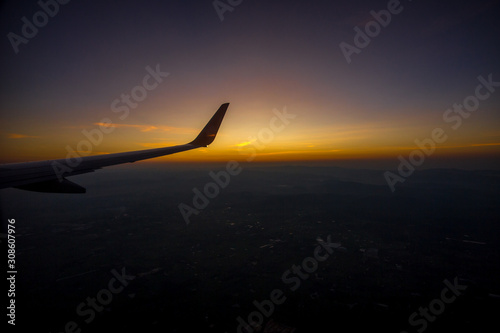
[{"left": 0, "top": 103, "right": 229, "bottom": 193}]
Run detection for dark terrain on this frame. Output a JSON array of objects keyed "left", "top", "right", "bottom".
[{"left": 2, "top": 164, "right": 499, "bottom": 332}]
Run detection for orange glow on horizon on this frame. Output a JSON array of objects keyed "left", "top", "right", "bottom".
[{"left": 2, "top": 100, "right": 499, "bottom": 167}]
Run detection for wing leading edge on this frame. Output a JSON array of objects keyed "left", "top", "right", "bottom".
[{"left": 0, "top": 103, "right": 229, "bottom": 193}]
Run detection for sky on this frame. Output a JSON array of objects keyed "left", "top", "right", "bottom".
[{"left": 1, "top": 0, "right": 499, "bottom": 168}]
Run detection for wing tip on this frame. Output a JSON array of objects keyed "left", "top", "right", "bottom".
[{"left": 189, "top": 103, "right": 229, "bottom": 147}]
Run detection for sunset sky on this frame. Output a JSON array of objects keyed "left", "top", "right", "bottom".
[{"left": 1, "top": 0, "right": 499, "bottom": 167}]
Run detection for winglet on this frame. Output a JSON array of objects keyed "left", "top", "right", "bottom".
[{"left": 189, "top": 103, "right": 229, "bottom": 147}]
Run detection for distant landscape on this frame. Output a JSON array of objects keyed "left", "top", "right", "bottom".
[{"left": 1, "top": 163, "right": 499, "bottom": 332}]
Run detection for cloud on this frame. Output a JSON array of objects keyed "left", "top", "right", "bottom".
[
  {"left": 136, "top": 141, "right": 180, "bottom": 148},
  {"left": 460, "top": 142, "right": 500, "bottom": 148},
  {"left": 233, "top": 140, "right": 257, "bottom": 148},
  {"left": 7, "top": 133, "right": 41, "bottom": 139},
  {"left": 93, "top": 122, "right": 197, "bottom": 134},
  {"left": 387, "top": 142, "right": 500, "bottom": 151},
  {"left": 242, "top": 149, "right": 343, "bottom": 157}
]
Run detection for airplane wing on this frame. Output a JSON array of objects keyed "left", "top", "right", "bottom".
[{"left": 0, "top": 103, "right": 229, "bottom": 193}]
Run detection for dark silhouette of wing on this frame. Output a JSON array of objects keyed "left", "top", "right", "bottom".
[{"left": 0, "top": 103, "right": 229, "bottom": 193}]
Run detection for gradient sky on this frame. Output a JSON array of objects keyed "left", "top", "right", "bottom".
[{"left": 1, "top": 0, "right": 499, "bottom": 167}]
